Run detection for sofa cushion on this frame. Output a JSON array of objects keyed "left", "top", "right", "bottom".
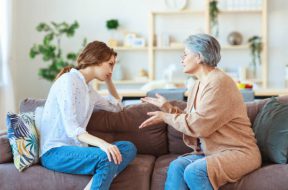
[
  {"left": 19, "top": 98, "right": 45, "bottom": 113},
  {"left": 246, "top": 96, "right": 288, "bottom": 125},
  {"left": 20, "top": 98, "right": 169, "bottom": 157},
  {"left": 110, "top": 154, "right": 155, "bottom": 190},
  {"left": 87, "top": 103, "right": 169, "bottom": 157},
  {"left": 151, "top": 154, "right": 178, "bottom": 190},
  {"left": 220, "top": 164, "right": 288, "bottom": 190},
  {"left": 6, "top": 112, "right": 39, "bottom": 171},
  {"left": 0, "top": 134, "right": 12, "bottom": 163},
  {"left": 252, "top": 97, "right": 288, "bottom": 163},
  {"left": 0, "top": 154, "right": 155, "bottom": 190}
]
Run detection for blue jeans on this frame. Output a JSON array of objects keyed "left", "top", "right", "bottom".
[
  {"left": 165, "top": 154, "right": 213, "bottom": 190},
  {"left": 40, "top": 141, "right": 137, "bottom": 190}
]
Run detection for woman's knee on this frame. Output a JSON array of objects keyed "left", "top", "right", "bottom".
[
  {"left": 168, "top": 157, "right": 188, "bottom": 174},
  {"left": 114, "top": 141, "right": 137, "bottom": 158},
  {"left": 183, "top": 160, "right": 208, "bottom": 183}
]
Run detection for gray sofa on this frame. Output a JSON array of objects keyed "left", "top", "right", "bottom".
[{"left": 0, "top": 96, "right": 288, "bottom": 190}]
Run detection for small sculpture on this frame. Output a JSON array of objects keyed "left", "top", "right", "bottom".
[{"left": 227, "top": 31, "right": 243, "bottom": 45}]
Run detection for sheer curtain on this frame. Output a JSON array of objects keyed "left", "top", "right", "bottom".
[{"left": 0, "top": 0, "right": 15, "bottom": 131}]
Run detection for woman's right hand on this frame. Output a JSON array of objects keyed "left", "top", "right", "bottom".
[
  {"left": 99, "top": 142, "right": 122, "bottom": 165},
  {"left": 141, "top": 93, "right": 168, "bottom": 108}
]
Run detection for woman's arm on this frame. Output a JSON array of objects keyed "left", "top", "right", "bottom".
[
  {"left": 105, "top": 77, "right": 121, "bottom": 100},
  {"left": 78, "top": 132, "right": 122, "bottom": 164},
  {"left": 162, "top": 83, "right": 233, "bottom": 138}
]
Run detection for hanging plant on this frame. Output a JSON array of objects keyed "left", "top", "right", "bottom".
[
  {"left": 248, "top": 35, "right": 263, "bottom": 78},
  {"left": 209, "top": 0, "right": 219, "bottom": 37},
  {"left": 248, "top": 36, "right": 263, "bottom": 66}
]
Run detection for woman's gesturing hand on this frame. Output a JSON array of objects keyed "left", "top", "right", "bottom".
[
  {"left": 141, "top": 93, "right": 168, "bottom": 108},
  {"left": 139, "top": 111, "right": 164, "bottom": 129},
  {"left": 100, "top": 143, "right": 122, "bottom": 165}
]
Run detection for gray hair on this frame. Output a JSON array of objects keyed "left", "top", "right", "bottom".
[{"left": 184, "top": 34, "right": 221, "bottom": 67}]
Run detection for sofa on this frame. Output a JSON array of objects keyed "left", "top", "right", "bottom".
[{"left": 1, "top": 96, "right": 288, "bottom": 190}]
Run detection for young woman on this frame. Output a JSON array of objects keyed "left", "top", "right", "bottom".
[
  {"left": 139, "top": 34, "right": 261, "bottom": 190},
  {"left": 36, "top": 41, "right": 137, "bottom": 190}
]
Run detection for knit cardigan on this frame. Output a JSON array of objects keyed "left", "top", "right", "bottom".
[{"left": 161, "top": 68, "right": 261, "bottom": 190}]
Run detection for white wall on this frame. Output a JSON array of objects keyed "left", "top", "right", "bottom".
[{"left": 9, "top": 0, "right": 288, "bottom": 107}]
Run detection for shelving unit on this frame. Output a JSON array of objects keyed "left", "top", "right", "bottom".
[
  {"left": 95, "top": 0, "right": 268, "bottom": 90},
  {"left": 214, "top": 0, "right": 268, "bottom": 87}
]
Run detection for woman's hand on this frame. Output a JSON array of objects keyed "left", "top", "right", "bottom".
[
  {"left": 141, "top": 93, "right": 168, "bottom": 108},
  {"left": 139, "top": 111, "right": 165, "bottom": 129},
  {"left": 105, "top": 73, "right": 113, "bottom": 83},
  {"left": 99, "top": 142, "right": 122, "bottom": 165},
  {"left": 105, "top": 74, "right": 121, "bottom": 100}
]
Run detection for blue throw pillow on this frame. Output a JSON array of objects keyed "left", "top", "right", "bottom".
[
  {"left": 252, "top": 97, "right": 288, "bottom": 164},
  {"left": 6, "top": 112, "right": 39, "bottom": 171}
]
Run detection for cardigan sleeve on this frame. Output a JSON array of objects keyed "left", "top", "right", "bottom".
[{"left": 162, "top": 82, "right": 233, "bottom": 138}]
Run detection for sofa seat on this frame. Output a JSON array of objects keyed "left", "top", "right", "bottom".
[
  {"left": 151, "top": 154, "right": 178, "bottom": 190},
  {"left": 220, "top": 164, "right": 288, "bottom": 190},
  {"left": 0, "top": 154, "right": 155, "bottom": 190},
  {"left": 151, "top": 154, "right": 288, "bottom": 190}
]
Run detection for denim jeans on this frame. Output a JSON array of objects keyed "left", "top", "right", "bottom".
[
  {"left": 40, "top": 141, "right": 137, "bottom": 190},
  {"left": 165, "top": 154, "right": 213, "bottom": 190}
]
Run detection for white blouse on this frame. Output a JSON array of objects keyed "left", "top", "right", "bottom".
[{"left": 35, "top": 69, "right": 123, "bottom": 157}]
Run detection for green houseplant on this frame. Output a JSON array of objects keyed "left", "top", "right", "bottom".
[
  {"left": 248, "top": 35, "right": 262, "bottom": 78},
  {"left": 106, "top": 19, "right": 119, "bottom": 30},
  {"left": 106, "top": 19, "right": 119, "bottom": 47},
  {"left": 30, "top": 21, "right": 86, "bottom": 81},
  {"left": 209, "top": 0, "right": 219, "bottom": 37}
]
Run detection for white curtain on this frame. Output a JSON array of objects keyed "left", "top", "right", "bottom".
[{"left": 0, "top": 0, "right": 15, "bottom": 131}]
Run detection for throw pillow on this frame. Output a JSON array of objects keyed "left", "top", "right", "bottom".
[
  {"left": 252, "top": 97, "right": 288, "bottom": 164},
  {"left": 6, "top": 112, "right": 39, "bottom": 171}
]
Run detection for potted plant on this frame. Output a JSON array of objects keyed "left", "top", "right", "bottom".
[
  {"left": 209, "top": 0, "right": 219, "bottom": 37},
  {"left": 248, "top": 35, "right": 262, "bottom": 78},
  {"left": 29, "top": 21, "right": 86, "bottom": 81},
  {"left": 106, "top": 19, "right": 119, "bottom": 47}
]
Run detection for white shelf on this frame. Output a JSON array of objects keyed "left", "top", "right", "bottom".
[
  {"left": 114, "top": 47, "right": 148, "bottom": 51},
  {"left": 219, "top": 10, "right": 262, "bottom": 14},
  {"left": 222, "top": 45, "right": 249, "bottom": 50},
  {"left": 95, "top": 0, "right": 268, "bottom": 90},
  {"left": 151, "top": 10, "right": 204, "bottom": 15},
  {"left": 97, "top": 80, "right": 149, "bottom": 85},
  {"left": 153, "top": 46, "right": 184, "bottom": 51}
]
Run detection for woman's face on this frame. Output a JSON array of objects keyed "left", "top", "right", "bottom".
[
  {"left": 181, "top": 48, "right": 201, "bottom": 74},
  {"left": 93, "top": 55, "right": 116, "bottom": 81}
]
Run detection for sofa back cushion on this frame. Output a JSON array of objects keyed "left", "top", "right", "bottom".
[
  {"left": 20, "top": 98, "right": 46, "bottom": 113},
  {"left": 245, "top": 96, "right": 288, "bottom": 124},
  {"left": 87, "top": 103, "right": 168, "bottom": 157},
  {"left": 0, "top": 133, "right": 13, "bottom": 163},
  {"left": 252, "top": 97, "right": 288, "bottom": 164},
  {"left": 20, "top": 99, "right": 169, "bottom": 157}
]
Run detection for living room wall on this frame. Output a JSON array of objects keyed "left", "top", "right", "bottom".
[{"left": 8, "top": 0, "right": 288, "bottom": 108}]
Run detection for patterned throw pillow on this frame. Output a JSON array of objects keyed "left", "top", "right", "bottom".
[{"left": 6, "top": 112, "right": 39, "bottom": 172}]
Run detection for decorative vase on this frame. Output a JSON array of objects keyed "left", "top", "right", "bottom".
[
  {"left": 248, "top": 61, "right": 261, "bottom": 80},
  {"left": 227, "top": 31, "right": 243, "bottom": 45},
  {"left": 107, "top": 30, "right": 118, "bottom": 47}
]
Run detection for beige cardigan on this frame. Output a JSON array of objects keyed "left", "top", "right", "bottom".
[{"left": 161, "top": 68, "right": 261, "bottom": 190}]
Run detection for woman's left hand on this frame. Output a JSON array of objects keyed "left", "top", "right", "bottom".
[
  {"left": 141, "top": 93, "right": 168, "bottom": 108},
  {"left": 139, "top": 111, "right": 165, "bottom": 129}
]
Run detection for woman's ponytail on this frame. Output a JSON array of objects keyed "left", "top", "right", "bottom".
[{"left": 55, "top": 65, "right": 75, "bottom": 80}]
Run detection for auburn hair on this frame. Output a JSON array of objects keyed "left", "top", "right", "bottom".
[{"left": 55, "top": 41, "right": 117, "bottom": 80}]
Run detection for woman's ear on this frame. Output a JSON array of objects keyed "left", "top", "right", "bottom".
[{"left": 196, "top": 53, "right": 203, "bottom": 64}]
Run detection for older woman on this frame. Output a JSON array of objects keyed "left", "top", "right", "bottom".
[{"left": 139, "top": 34, "right": 261, "bottom": 190}]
